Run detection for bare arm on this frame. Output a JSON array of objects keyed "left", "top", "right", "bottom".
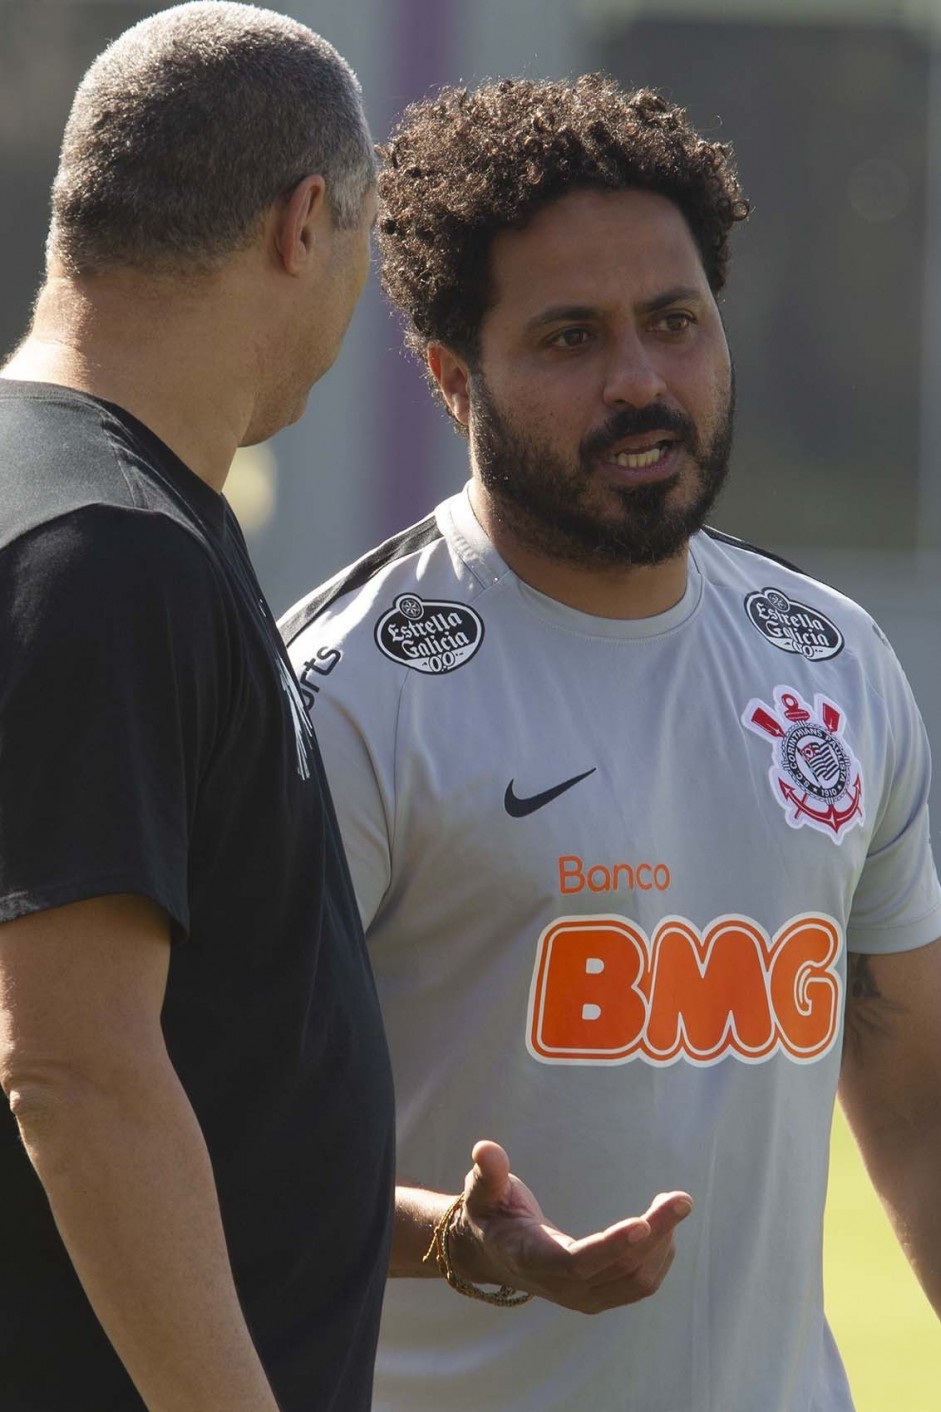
[
  {"left": 839, "top": 939, "right": 941, "bottom": 1316},
  {"left": 0, "top": 894, "right": 280, "bottom": 1412},
  {"left": 392, "top": 1140, "right": 692, "bottom": 1315}
]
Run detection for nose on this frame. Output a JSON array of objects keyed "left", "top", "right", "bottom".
[{"left": 602, "top": 332, "right": 668, "bottom": 410}]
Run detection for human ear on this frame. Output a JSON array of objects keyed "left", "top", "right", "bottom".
[
  {"left": 274, "top": 174, "right": 327, "bottom": 275},
  {"left": 428, "top": 343, "right": 470, "bottom": 427}
]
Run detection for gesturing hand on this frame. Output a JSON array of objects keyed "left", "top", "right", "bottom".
[{"left": 449, "top": 1139, "right": 692, "bottom": 1315}]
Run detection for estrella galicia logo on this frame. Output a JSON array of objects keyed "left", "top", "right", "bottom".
[
  {"left": 745, "top": 587, "right": 844, "bottom": 661},
  {"left": 374, "top": 593, "right": 484, "bottom": 675}
]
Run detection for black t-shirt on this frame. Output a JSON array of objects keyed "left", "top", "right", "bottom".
[{"left": 0, "top": 382, "right": 395, "bottom": 1411}]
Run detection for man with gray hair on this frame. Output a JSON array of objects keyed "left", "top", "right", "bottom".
[{"left": 0, "top": 5, "right": 391, "bottom": 1410}]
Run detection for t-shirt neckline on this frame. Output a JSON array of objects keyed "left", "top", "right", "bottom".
[{"left": 444, "top": 481, "right": 703, "bottom": 640}]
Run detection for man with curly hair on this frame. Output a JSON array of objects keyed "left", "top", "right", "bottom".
[{"left": 283, "top": 77, "right": 941, "bottom": 1409}]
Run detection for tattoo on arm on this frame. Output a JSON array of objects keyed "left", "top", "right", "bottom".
[{"left": 843, "top": 952, "right": 905, "bottom": 1062}]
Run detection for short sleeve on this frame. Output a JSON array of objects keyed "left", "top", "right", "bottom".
[
  {"left": 286, "top": 631, "right": 394, "bottom": 932},
  {"left": 847, "top": 645, "right": 941, "bottom": 953},
  {"left": 0, "top": 506, "right": 226, "bottom": 930}
]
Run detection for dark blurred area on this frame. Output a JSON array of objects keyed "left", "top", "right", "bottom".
[{"left": 0, "top": 4, "right": 157, "bottom": 360}]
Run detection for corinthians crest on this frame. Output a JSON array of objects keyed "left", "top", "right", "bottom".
[{"left": 742, "top": 686, "right": 864, "bottom": 842}]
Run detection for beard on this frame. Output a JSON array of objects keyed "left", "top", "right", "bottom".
[{"left": 469, "top": 371, "right": 735, "bottom": 569}]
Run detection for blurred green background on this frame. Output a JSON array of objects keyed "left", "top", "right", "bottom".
[{"left": 826, "top": 1107, "right": 941, "bottom": 1408}]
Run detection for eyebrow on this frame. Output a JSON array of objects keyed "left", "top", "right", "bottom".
[
  {"left": 524, "top": 287, "right": 704, "bottom": 332},
  {"left": 638, "top": 286, "right": 704, "bottom": 315},
  {"left": 524, "top": 304, "right": 598, "bottom": 333}
]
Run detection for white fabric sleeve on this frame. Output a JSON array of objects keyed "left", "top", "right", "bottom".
[
  {"left": 290, "top": 632, "right": 396, "bottom": 933},
  {"left": 847, "top": 643, "right": 941, "bottom": 954}
]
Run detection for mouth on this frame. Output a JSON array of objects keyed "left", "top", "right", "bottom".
[{"left": 601, "top": 436, "right": 682, "bottom": 478}]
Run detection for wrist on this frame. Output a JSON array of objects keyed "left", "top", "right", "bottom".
[{"left": 423, "top": 1194, "right": 532, "bottom": 1308}]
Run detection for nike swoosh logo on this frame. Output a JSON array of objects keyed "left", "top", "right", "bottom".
[{"left": 504, "top": 768, "right": 597, "bottom": 818}]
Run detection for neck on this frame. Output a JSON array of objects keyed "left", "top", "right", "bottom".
[
  {"left": 468, "top": 480, "right": 690, "bottom": 620},
  {"left": 2, "top": 269, "right": 261, "bottom": 491}
]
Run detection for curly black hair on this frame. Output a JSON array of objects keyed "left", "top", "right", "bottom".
[{"left": 378, "top": 75, "right": 749, "bottom": 371}]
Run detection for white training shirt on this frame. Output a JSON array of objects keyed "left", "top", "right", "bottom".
[{"left": 282, "top": 486, "right": 941, "bottom": 1412}]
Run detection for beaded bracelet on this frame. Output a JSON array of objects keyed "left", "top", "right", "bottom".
[{"left": 423, "top": 1194, "right": 534, "bottom": 1307}]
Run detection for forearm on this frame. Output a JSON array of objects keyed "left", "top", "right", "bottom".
[
  {"left": 840, "top": 943, "right": 941, "bottom": 1321},
  {"left": 392, "top": 1182, "right": 504, "bottom": 1285},
  {"left": 11, "top": 1063, "right": 279, "bottom": 1412},
  {"left": 391, "top": 1183, "right": 454, "bottom": 1277},
  {"left": 842, "top": 1099, "right": 941, "bottom": 1317}
]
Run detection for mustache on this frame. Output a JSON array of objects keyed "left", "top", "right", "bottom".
[{"left": 580, "top": 404, "right": 697, "bottom": 460}]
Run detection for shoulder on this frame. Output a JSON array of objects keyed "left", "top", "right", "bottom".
[
  {"left": 280, "top": 511, "right": 447, "bottom": 646},
  {"left": 4, "top": 500, "right": 217, "bottom": 586},
  {"left": 281, "top": 497, "right": 495, "bottom": 714},
  {"left": 280, "top": 496, "right": 492, "bottom": 652},
  {"left": 281, "top": 487, "right": 511, "bottom": 652},
  {"left": 0, "top": 381, "right": 226, "bottom": 559},
  {"left": 0, "top": 384, "right": 139, "bottom": 549},
  {"left": 695, "top": 526, "right": 891, "bottom": 667},
  {"left": 0, "top": 505, "right": 228, "bottom": 668}
]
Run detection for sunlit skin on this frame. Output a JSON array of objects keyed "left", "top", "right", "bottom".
[
  {"left": 255, "top": 184, "right": 377, "bottom": 443},
  {"left": 429, "top": 188, "right": 734, "bottom": 619},
  {"left": 1, "top": 178, "right": 377, "bottom": 490}
]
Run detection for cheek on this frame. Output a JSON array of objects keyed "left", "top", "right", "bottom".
[
  {"left": 705, "top": 337, "right": 733, "bottom": 401},
  {"left": 521, "top": 404, "right": 582, "bottom": 459},
  {"left": 503, "top": 378, "right": 584, "bottom": 440},
  {"left": 684, "top": 356, "right": 730, "bottom": 430},
  {"left": 353, "top": 248, "right": 371, "bottom": 300},
  {"left": 709, "top": 366, "right": 734, "bottom": 431}
]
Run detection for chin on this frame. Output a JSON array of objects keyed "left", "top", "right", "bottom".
[
  {"left": 246, "top": 393, "right": 309, "bottom": 446},
  {"left": 282, "top": 391, "right": 310, "bottom": 429}
]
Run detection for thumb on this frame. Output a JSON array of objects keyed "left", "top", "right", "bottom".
[{"left": 466, "top": 1139, "right": 511, "bottom": 1212}]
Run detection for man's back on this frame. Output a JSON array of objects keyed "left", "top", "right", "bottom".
[{"left": 0, "top": 383, "right": 394, "bottom": 1410}]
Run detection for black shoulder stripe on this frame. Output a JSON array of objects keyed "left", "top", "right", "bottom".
[
  {"left": 280, "top": 513, "right": 442, "bottom": 645},
  {"left": 704, "top": 526, "right": 802, "bottom": 575}
]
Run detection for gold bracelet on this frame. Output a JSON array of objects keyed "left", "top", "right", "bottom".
[{"left": 423, "top": 1193, "right": 533, "bottom": 1307}]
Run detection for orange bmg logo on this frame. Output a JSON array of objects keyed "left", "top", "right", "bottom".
[{"left": 527, "top": 913, "right": 842, "bottom": 1066}]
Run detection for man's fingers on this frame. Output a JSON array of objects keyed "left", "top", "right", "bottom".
[
  {"left": 465, "top": 1139, "right": 511, "bottom": 1210},
  {"left": 587, "top": 1239, "right": 678, "bottom": 1310},
  {"left": 562, "top": 1205, "right": 687, "bottom": 1311},
  {"left": 470, "top": 1138, "right": 510, "bottom": 1177},
  {"left": 562, "top": 1223, "right": 644, "bottom": 1279},
  {"left": 565, "top": 1192, "right": 693, "bottom": 1280},
  {"left": 642, "top": 1190, "right": 694, "bottom": 1235},
  {"left": 591, "top": 1217, "right": 680, "bottom": 1291}
]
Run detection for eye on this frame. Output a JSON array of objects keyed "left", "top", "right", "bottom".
[
  {"left": 653, "top": 310, "right": 695, "bottom": 335},
  {"left": 548, "top": 327, "right": 593, "bottom": 349}
]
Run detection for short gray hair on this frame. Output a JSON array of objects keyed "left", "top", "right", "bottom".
[{"left": 48, "top": 1, "right": 375, "bottom": 275}]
